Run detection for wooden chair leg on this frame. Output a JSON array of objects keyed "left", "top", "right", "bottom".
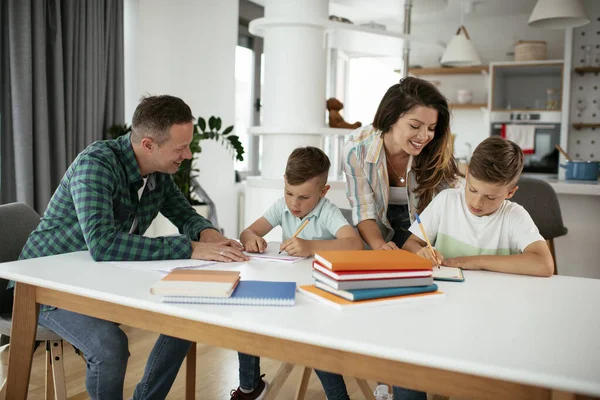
[
  {"left": 547, "top": 239, "right": 558, "bottom": 275},
  {"left": 356, "top": 378, "right": 376, "bottom": 400},
  {"left": 49, "top": 340, "right": 67, "bottom": 400},
  {"left": 264, "top": 362, "right": 295, "bottom": 400},
  {"left": 45, "top": 342, "right": 55, "bottom": 400},
  {"left": 185, "top": 342, "right": 196, "bottom": 400},
  {"left": 295, "top": 367, "right": 312, "bottom": 400}
]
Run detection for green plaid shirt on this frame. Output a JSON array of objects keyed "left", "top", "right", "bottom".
[{"left": 11, "top": 134, "right": 214, "bottom": 305}]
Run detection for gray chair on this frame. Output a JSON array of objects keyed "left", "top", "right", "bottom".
[
  {"left": 0, "top": 202, "right": 68, "bottom": 399},
  {"left": 340, "top": 208, "right": 354, "bottom": 227},
  {"left": 511, "top": 177, "right": 568, "bottom": 275}
]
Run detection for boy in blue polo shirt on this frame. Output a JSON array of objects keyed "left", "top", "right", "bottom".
[{"left": 230, "top": 146, "right": 363, "bottom": 399}]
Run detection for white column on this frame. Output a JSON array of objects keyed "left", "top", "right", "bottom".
[{"left": 258, "top": 0, "right": 329, "bottom": 178}]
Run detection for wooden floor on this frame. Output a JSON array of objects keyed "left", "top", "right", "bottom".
[{"left": 1, "top": 326, "right": 379, "bottom": 399}]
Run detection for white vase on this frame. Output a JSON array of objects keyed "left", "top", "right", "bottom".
[{"left": 457, "top": 89, "right": 473, "bottom": 104}]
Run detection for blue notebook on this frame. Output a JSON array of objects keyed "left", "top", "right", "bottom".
[
  {"left": 162, "top": 280, "right": 297, "bottom": 306},
  {"left": 315, "top": 282, "right": 438, "bottom": 302}
]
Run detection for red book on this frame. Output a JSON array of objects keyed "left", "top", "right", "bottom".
[{"left": 314, "top": 250, "right": 432, "bottom": 272}]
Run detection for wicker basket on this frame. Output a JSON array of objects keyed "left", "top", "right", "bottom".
[{"left": 514, "top": 40, "right": 547, "bottom": 61}]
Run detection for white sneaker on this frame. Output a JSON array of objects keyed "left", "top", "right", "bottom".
[{"left": 374, "top": 384, "right": 393, "bottom": 400}]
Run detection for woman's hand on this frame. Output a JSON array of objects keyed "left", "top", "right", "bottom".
[
  {"left": 378, "top": 241, "right": 400, "bottom": 251},
  {"left": 416, "top": 247, "right": 443, "bottom": 266}
]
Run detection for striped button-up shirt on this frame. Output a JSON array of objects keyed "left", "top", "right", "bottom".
[{"left": 343, "top": 124, "right": 454, "bottom": 242}]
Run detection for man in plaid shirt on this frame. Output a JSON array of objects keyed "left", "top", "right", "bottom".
[{"left": 19, "top": 95, "right": 248, "bottom": 399}]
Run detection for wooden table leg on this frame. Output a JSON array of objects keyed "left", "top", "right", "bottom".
[
  {"left": 6, "top": 283, "right": 39, "bottom": 400},
  {"left": 295, "top": 367, "right": 312, "bottom": 400},
  {"left": 185, "top": 342, "right": 196, "bottom": 400},
  {"left": 264, "top": 362, "right": 295, "bottom": 400}
]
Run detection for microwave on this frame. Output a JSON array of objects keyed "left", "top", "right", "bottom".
[{"left": 490, "top": 112, "right": 561, "bottom": 175}]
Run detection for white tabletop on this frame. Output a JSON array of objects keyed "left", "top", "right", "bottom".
[{"left": 1, "top": 252, "right": 599, "bottom": 396}]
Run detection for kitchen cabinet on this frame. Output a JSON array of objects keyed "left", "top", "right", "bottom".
[{"left": 489, "top": 61, "right": 564, "bottom": 111}]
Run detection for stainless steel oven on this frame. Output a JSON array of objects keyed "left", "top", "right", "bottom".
[{"left": 490, "top": 111, "right": 561, "bottom": 175}]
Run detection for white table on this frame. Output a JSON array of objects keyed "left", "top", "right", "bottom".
[{"left": 1, "top": 252, "right": 599, "bottom": 399}]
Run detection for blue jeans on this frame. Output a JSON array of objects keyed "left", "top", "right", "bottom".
[
  {"left": 38, "top": 308, "right": 191, "bottom": 400},
  {"left": 314, "top": 370, "right": 349, "bottom": 400},
  {"left": 238, "top": 352, "right": 262, "bottom": 390}
]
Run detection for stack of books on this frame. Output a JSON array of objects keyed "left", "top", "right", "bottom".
[
  {"left": 299, "top": 250, "right": 442, "bottom": 309},
  {"left": 150, "top": 269, "right": 297, "bottom": 306}
]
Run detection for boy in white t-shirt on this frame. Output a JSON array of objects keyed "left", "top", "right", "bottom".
[
  {"left": 403, "top": 136, "right": 554, "bottom": 277},
  {"left": 230, "top": 147, "right": 363, "bottom": 400}
]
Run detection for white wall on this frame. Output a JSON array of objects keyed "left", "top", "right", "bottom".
[
  {"left": 125, "top": 0, "right": 239, "bottom": 237},
  {"left": 345, "top": 13, "right": 565, "bottom": 160}
]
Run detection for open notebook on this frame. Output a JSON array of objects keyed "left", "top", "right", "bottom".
[
  {"left": 243, "top": 242, "right": 306, "bottom": 263},
  {"left": 433, "top": 266, "right": 465, "bottom": 282}
]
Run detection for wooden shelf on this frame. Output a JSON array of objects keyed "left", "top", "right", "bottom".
[
  {"left": 572, "top": 123, "right": 600, "bottom": 130},
  {"left": 574, "top": 67, "right": 600, "bottom": 75},
  {"left": 407, "top": 66, "right": 488, "bottom": 76},
  {"left": 450, "top": 103, "right": 487, "bottom": 110}
]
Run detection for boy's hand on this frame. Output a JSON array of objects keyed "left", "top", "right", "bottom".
[
  {"left": 444, "top": 257, "right": 479, "bottom": 270},
  {"left": 379, "top": 241, "right": 400, "bottom": 251},
  {"left": 243, "top": 236, "right": 268, "bottom": 253},
  {"left": 416, "top": 247, "right": 443, "bottom": 266},
  {"left": 280, "top": 238, "right": 313, "bottom": 257}
]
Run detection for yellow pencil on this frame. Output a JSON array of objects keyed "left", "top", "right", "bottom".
[
  {"left": 279, "top": 218, "right": 311, "bottom": 254},
  {"left": 415, "top": 213, "right": 439, "bottom": 265}
]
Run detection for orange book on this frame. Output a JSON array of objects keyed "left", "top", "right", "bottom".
[
  {"left": 298, "top": 285, "right": 443, "bottom": 310},
  {"left": 314, "top": 250, "right": 432, "bottom": 272},
  {"left": 150, "top": 269, "right": 240, "bottom": 297}
]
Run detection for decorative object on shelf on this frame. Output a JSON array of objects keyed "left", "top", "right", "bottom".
[
  {"left": 329, "top": 15, "right": 353, "bottom": 24},
  {"left": 174, "top": 116, "right": 244, "bottom": 205},
  {"left": 440, "top": 0, "right": 481, "bottom": 67},
  {"left": 546, "top": 88, "right": 560, "bottom": 110},
  {"left": 528, "top": 0, "right": 590, "bottom": 29},
  {"left": 514, "top": 40, "right": 547, "bottom": 61},
  {"left": 359, "top": 21, "right": 386, "bottom": 31},
  {"left": 407, "top": 65, "right": 488, "bottom": 75},
  {"left": 327, "top": 98, "right": 361, "bottom": 130},
  {"left": 456, "top": 89, "right": 473, "bottom": 104},
  {"left": 582, "top": 44, "right": 593, "bottom": 66}
]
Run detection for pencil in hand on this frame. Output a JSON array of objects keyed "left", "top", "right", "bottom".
[
  {"left": 279, "top": 217, "right": 311, "bottom": 254},
  {"left": 415, "top": 213, "right": 440, "bottom": 266}
]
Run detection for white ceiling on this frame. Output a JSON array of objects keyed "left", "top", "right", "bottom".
[
  {"left": 329, "top": 0, "right": 539, "bottom": 26},
  {"left": 249, "top": 0, "right": 540, "bottom": 27}
]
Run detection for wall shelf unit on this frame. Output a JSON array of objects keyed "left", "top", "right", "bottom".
[
  {"left": 451, "top": 103, "right": 487, "bottom": 110},
  {"left": 574, "top": 67, "right": 600, "bottom": 76},
  {"left": 572, "top": 123, "right": 600, "bottom": 130},
  {"left": 407, "top": 66, "right": 488, "bottom": 76}
]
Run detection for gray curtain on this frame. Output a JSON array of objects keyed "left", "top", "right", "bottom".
[{"left": 0, "top": 0, "right": 124, "bottom": 213}]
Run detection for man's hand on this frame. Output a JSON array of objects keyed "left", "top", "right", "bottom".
[
  {"left": 378, "top": 241, "right": 400, "bottom": 251},
  {"left": 416, "top": 247, "right": 443, "bottom": 266},
  {"left": 200, "top": 228, "right": 244, "bottom": 250},
  {"left": 243, "top": 236, "right": 268, "bottom": 253},
  {"left": 191, "top": 241, "right": 249, "bottom": 262},
  {"left": 280, "top": 238, "right": 313, "bottom": 257}
]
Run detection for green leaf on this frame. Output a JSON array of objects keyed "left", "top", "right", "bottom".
[
  {"left": 215, "top": 117, "right": 222, "bottom": 131},
  {"left": 198, "top": 118, "right": 206, "bottom": 132},
  {"left": 208, "top": 116, "right": 216, "bottom": 131},
  {"left": 222, "top": 126, "right": 233, "bottom": 135}
]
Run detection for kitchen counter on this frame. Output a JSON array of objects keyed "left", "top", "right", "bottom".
[{"left": 544, "top": 178, "right": 600, "bottom": 196}]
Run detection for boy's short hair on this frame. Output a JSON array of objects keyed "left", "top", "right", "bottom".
[
  {"left": 469, "top": 136, "right": 524, "bottom": 186},
  {"left": 285, "top": 146, "right": 331, "bottom": 186}
]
